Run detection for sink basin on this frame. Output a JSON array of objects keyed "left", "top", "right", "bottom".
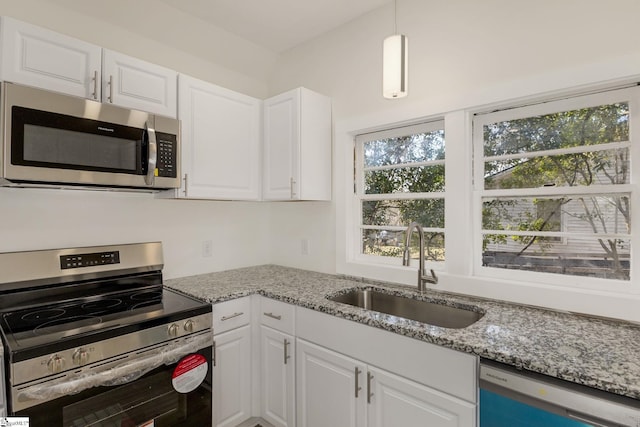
[{"left": 328, "top": 288, "right": 483, "bottom": 329}]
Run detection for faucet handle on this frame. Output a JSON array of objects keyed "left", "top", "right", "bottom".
[
  {"left": 427, "top": 269, "right": 438, "bottom": 284},
  {"left": 402, "top": 248, "right": 411, "bottom": 266}
]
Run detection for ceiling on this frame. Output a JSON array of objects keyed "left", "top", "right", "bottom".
[{"left": 157, "top": 0, "right": 391, "bottom": 53}]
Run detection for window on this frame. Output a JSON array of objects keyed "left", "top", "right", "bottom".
[
  {"left": 355, "top": 122, "right": 445, "bottom": 265},
  {"left": 474, "top": 87, "right": 636, "bottom": 281}
]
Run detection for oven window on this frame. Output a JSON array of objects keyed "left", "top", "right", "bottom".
[
  {"left": 62, "top": 369, "right": 209, "bottom": 427},
  {"left": 15, "top": 349, "right": 212, "bottom": 427}
]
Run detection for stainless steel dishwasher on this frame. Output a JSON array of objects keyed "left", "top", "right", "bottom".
[{"left": 479, "top": 360, "right": 640, "bottom": 426}]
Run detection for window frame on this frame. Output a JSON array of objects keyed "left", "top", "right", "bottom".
[
  {"left": 353, "top": 120, "right": 446, "bottom": 268},
  {"left": 472, "top": 86, "right": 640, "bottom": 291}
]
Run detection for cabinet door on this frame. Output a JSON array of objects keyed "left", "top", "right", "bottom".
[
  {"left": 102, "top": 50, "right": 177, "bottom": 117},
  {"left": 213, "top": 326, "right": 252, "bottom": 427},
  {"left": 178, "top": 74, "right": 261, "bottom": 200},
  {"left": 368, "top": 367, "right": 476, "bottom": 427},
  {"left": 263, "top": 89, "right": 299, "bottom": 200},
  {"left": 296, "top": 339, "right": 366, "bottom": 427},
  {"left": 261, "top": 326, "right": 295, "bottom": 427},
  {"left": 0, "top": 17, "right": 102, "bottom": 100},
  {"left": 263, "top": 87, "right": 331, "bottom": 201}
]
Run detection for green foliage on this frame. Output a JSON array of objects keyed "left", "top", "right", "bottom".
[{"left": 482, "top": 102, "right": 630, "bottom": 279}]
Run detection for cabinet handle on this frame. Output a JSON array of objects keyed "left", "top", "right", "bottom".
[
  {"left": 213, "top": 340, "right": 216, "bottom": 367},
  {"left": 283, "top": 338, "right": 290, "bottom": 365},
  {"left": 107, "top": 74, "right": 114, "bottom": 103},
  {"left": 263, "top": 312, "right": 282, "bottom": 320},
  {"left": 183, "top": 174, "right": 188, "bottom": 196},
  {"left": 220, "top": 312, "right": 243, "bottom": 321},
  {"left": 91, "top": 70, "right": 98, "bottom": 100},
  {"left": 355, "top": 367, "right": 362, "bottom": 398},
  {"left": 367, "top": 372, "right": 374, "bottom": 404},
  {"left": 290, "top": 177, "right": 297, "bottom": 199}
]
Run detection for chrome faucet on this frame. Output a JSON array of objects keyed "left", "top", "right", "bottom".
[{"left": 402, "top": 221, "right": 438, "bottom": 291}]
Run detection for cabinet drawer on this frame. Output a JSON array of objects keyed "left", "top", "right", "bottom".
[
  {"left": 212, "top": 297, "right": 251, "bottom": 334},
  {"left": 259, "top": 297, "right": 295, "bottom": 335}
]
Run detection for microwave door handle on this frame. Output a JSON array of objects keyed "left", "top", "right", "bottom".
[{"left": 144, "top": 121, "right": 157, "bottom": 186}]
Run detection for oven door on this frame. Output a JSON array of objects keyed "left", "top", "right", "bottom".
[{"left": 12, "top": 334, "right": 212, "bottom": 427}]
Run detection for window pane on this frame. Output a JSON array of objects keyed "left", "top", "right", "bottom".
[
  {"left": 482, "top": 195, "right": 630, "bottom": 235},
  {"left": 362, "top": 229, "right": 444, "bottom": 261},
  {"left": 484, "top": 148, "right": 630, "bottom": 189},
  {"left": 483, "top": 235, "right": 630, "bottom": 280},
  {"left": 364, "top": 130, "right": 444, "bottom": 167},
  {"left": 483, "top": 103, "right": 629, "bottom": 158},
  {"left": 363, "top": 199, "right": 445, "bottom": 228},
  {"left": 365, "top": 165, "right": 445, "bottom": 194}
]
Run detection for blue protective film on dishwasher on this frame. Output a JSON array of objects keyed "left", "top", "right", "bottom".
[{"left": 480, "top": 389, "right": 593, "bottom": 427}]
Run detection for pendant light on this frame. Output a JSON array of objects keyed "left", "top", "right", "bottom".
[{"left": 383, "top": 0, "right": 408, "bottom": 99}]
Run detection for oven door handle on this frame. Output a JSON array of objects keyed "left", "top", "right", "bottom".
[{"left": 17, "top": 331, "right": 212, "bottom": 403}]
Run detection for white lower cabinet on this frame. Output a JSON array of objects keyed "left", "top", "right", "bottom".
[
  {"left": 213, "top": 326, "right": 252, "bottom": 427},
  {"left": 296, "top": 339, "right": 366, "bottom": 427},
  {"left": 296, "top": 306, "right": 478, "bottom": 427},
  {"left": 260, "top": 325, "right": 295, "bottom": 427},
  {"left": 296, "top": 339, "right": 474, "bottom": 427},
  {"left": 368, "top": 366, "right": 475, "bottom": 427},
  {"left": 212, "top": 297, "right": 253, "bottom": 427},
  {"left": 212, "top": 297, "right": 477, "bottom": 427}
]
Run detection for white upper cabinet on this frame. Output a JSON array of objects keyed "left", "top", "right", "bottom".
[
  {"left": 0, "top": 17, "right": 101, "bottom": 100},
  {"left": 263, "top": 87, "right": 331, "bottom": 201},
  {"left": 0, "top": 17, "right": 177, "bottom": 117},
  {"left": 102, "top": 50, "right": 177, "bottom": 117},
  {"left": 176, "top": 74, "right": 261, "bottom": 200}
]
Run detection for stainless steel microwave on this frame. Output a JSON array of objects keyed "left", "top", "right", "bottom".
[{"left": 0, "top": 82, "right": 180, "bottom": 190}]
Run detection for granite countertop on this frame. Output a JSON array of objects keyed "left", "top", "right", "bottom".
[{"left": 166, "top": 264, "right": 640, "bottom": 401}]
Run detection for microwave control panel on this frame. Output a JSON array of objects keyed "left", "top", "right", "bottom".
[{"left": 156, "top": 132, "right": 177, "bottom": 178}]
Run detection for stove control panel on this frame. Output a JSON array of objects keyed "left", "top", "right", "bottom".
[
  {"left": 13, "top": 312, "right": 213, "bottom": 386},
  {"left": 60, "top": 251, "right": 120, "bottom": 270}
]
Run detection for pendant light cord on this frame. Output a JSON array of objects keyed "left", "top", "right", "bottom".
[{"left": 394, "top": 0, "right": 398, "bottom": 34}]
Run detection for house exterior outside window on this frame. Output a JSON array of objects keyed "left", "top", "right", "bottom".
[
  {"left": 354, "top": 121, "right": 445, "bottom": 267},
  {"left": 474, "top": 87, "right": 636, "bottom": 282}
]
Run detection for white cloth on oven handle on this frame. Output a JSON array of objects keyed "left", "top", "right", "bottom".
[{"left": 17, "top": 330, "right": 213, "bottom": 402}]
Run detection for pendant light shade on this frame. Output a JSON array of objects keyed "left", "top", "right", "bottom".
[{"left": 383, "top": 34, "right": 408, "bottom": 99}]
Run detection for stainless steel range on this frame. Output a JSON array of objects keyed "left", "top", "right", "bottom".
[{"left": 0, "top": 242, "right": 213, "bottom": 426}]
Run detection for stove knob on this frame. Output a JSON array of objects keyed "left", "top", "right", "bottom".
[
  {"left": 183, "top": 319, "right": 195, "bottom": 333},
  {"left": 168, "top": 323, "right": 179, "bottom": 337},
  {"left": 47, "top": 355, "right": 65, "bottom": 374},
  {"left": 73, "top": 348, "right": 89, "bottom": 366}
]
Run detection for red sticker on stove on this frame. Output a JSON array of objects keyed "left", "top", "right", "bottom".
[{"left": 172, "top": 354, "right": 208, "bottom": 393}]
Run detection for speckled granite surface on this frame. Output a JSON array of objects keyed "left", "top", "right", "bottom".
[{"left": 166, "top": 264, "right": 640, "bottom": 401}]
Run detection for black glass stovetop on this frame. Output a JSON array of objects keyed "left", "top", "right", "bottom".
[{"left": 0, "top": 272, "right": 210, "bottom": 360}]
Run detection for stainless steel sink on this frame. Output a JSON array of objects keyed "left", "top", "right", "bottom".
[{"left": 328, "top": 288, "right": 483, "bottom": 329}]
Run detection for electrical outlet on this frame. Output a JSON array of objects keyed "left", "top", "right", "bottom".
[
  {"left": 202, "top": 240, "right": 213, "bottom": 257},
  {"left": 301, "top": 238, "right": 310, "bottom": 255}
]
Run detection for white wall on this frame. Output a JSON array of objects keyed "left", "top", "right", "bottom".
[
  {"left": 270, "top": 0, "right": 640, "bottom": 118},
  {"left": 0, "top": 188, "right": 271, "bottom": 279}
]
